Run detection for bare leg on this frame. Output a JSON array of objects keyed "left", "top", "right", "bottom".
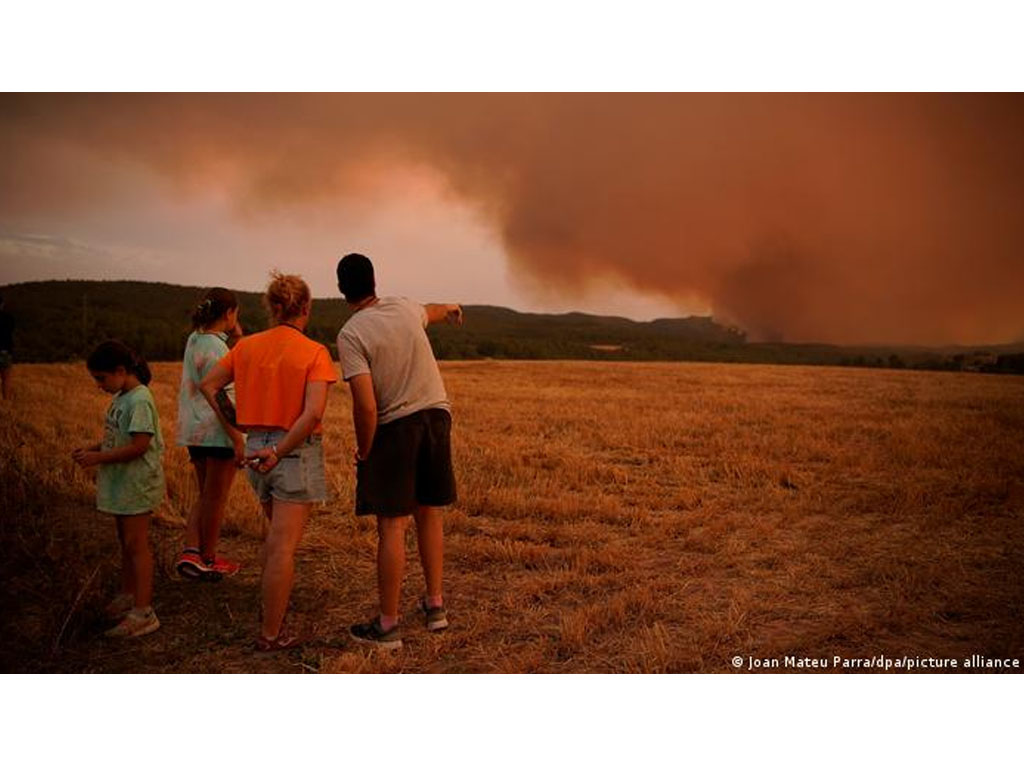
[
  {"left": 198, "top": 457, "right": 236, "bottom": 560},
  {"left": 377, "top": 515, "right": 411, "bottom": 618},
  {"left": 259, "top": 500, "right": 273, "bottom": 572},
  {"left": 260, "top": 500, "right": 310, "bottom": 639},
  {"left": 413, "top": 506, "right": 444, "bottom": 603},
  {"left": 184, "top": 458, "right": 207, "bottom": 551},
  {"left": 257, "top": 499, "right": 273, "bottom": 628},
  {"left": 115, "top": 517, "right": 135, "bottom": 597},
  {"left": 119, "top": 514, "right": 153, "bottom": 609}
]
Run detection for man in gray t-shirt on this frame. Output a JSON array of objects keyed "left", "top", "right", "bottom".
[
  {"left": 335, "top": 252, "right": 464, "bottom": 649},
  {"left": 337, "top": 295, "right": 451, "bottom": 424}
]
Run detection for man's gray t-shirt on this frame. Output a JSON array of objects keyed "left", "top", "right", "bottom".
[{"left": 336, "top": 296, "right": 450, "bottom": 424}]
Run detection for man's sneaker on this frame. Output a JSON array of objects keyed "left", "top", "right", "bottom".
[
  {"left": 349, "top": 617, "right": 403, "bottom": 650},
  {"left": 420, "top": 598, "right": 449, "bottom": 632},
  {"left": 207, "top": 556, "right": 241, "bottom": 578},
  {"left": 104, "top": 592, "right": 134, "bottom": 620},
  {"left": 105, "top": 607, "right": 160, "bottom": 639},
  {"left": 176, "top": 551, "right": 221, "bottom": 582}
]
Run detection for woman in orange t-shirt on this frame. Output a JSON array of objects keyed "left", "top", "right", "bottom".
[{"left": 201, "top": 271, "right": 338, "bottom": 651}]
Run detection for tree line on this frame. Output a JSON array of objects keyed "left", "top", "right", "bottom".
[{"left": 2, "top": 280, "right": 1021, "bottom": 374}]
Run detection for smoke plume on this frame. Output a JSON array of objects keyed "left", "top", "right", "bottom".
[{"left": 2, "top": 93, "right": 1022, "bottom": 344}]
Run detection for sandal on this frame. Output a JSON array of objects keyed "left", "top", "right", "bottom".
[{"left": 253, "top": 632, "right": 305, "bottom": 653}]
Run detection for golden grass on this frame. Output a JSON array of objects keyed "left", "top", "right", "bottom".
[{"left": 1, "top": 360, "right": 1023, "bottom": 673}]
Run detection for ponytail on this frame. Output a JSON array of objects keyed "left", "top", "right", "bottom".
[
  {"left": 191, "top": 287, "right": 238, "bottom": 330},
  {"left": 134, "top": 355, "right": 153, "bottom": 386},
  {"left": 87, "top": 340, "right": 152, "bottom": 385}
]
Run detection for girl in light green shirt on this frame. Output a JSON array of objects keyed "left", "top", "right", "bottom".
[{"left": 72, "top": 340, "right": 164, "bottom": 640}]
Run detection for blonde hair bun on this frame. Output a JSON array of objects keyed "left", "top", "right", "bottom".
[{"left": 264, "top": 270, "right": 311, "bottom": 321}]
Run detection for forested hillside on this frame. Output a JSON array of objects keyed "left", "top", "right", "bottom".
[{"left": 1, "top": 280, "right": 1022, "bottom": 373}]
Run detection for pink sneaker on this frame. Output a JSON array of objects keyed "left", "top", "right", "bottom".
[
  {"left": 176, "top": 550, "right": 213, "bottom": 580},
  {"left": 208, "top": 556, "right": 241, "bottom": 578}
]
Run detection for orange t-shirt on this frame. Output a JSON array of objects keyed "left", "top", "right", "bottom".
[{"left": 217, "top": 324, "right": 338, "bottom": 433}]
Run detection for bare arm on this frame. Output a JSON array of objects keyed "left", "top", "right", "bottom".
[
  {"left": 249, "top": 380, "right": 330, "bottom": 473},
  {"left": 424, "top": 303, "right": 464, "bottom": 326},
  {"left": 199, "top": 362, "right": 246, "bottom": 459},
  {"left": 348, "top": 373, "right": 378, "bottom": 461},
  {"left": 71, "top": 441, "right": 102, "bottom": 463},
  {"left": 73, "top": 433, "right": 151, "bottom": 467}
]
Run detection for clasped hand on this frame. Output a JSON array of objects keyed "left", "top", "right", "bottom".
[{"left": 245, "top": 447, "right": 279, "bottom": 474}]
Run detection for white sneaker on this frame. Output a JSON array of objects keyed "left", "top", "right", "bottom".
[
  {"left": 104, "top": 593, "right": 134, "bottom": 620},
  {"left": 105, "top": 607, "right": 160, "bottom": 638}
]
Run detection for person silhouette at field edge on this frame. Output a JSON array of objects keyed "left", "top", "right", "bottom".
[
  {"left": 336, "top": 252, "right": 463, "bottom": 649},
  {"left": 0, "top": 294, "right": 15, "bottom": 400}
]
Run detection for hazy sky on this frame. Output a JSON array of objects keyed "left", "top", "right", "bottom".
[{"left": 2, "top": 93, "right": 1022, "bottom": 344}]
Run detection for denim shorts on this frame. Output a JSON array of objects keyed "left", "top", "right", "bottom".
[{"left": 246, "top": 430, "right": 327, "bottom": 504}]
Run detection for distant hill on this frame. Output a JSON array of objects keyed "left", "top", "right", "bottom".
[{"left": 1, "top": 280, "right": 1022, "bottom": 374}]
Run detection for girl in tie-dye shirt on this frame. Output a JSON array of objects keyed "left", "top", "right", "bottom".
[{"left": 175, "top": 288, "right": 245, "bottom": 581}]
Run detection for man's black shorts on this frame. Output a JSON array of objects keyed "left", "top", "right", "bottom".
[{"left": 356, "top": 408, "right": 456, "bottom": 517}]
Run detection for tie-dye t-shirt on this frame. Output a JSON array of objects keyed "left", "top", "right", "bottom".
[
  {"left": 177, "top": 331, "right": 235, "bottom": 448},
  {"left": 97, "top": 385, "right": 166, "bottom": 515}
]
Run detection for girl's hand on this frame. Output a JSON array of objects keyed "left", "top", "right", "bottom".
[
  {"left": 73, "top": 450, "right": 102, "bottom": 468},
  {"left": 446, "top": 304, "right": 464, "bottom": 326}
]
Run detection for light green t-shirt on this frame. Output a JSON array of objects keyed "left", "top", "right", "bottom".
[
  {"left": 177, "top": 330, "right": 234, "bottom": 448},
  {"left": 97, "top": 385, "right": 166, "bottom": 515}
]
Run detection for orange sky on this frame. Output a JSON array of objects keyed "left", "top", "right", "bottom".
[{"left": 2, "top": 93, "right": 1022, "bottom": 344}]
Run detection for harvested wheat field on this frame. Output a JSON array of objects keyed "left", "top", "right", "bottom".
[{"left": 2, "top": 360, "right": 1023, "bottom": 673}]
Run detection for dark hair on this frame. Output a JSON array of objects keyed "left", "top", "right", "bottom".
[
  {"left": 87, "top": 340, "right": 152, "bottom": 385},
  {"left": 191, "top": 287, "right": 238, "bottom": 330},
  {"left": 337, "top": 253, "right": 376, "bottom": 303}
]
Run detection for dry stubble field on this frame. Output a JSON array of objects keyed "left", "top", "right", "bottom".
[{"left": 2, "top": 360, "right": 1023, "bottom": 673}]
